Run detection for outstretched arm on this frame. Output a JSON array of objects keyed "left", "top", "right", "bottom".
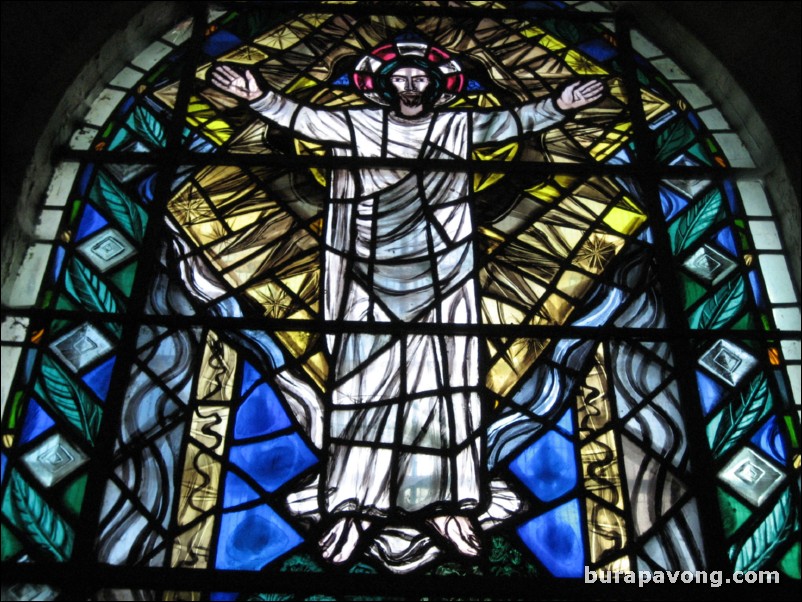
[
  {"left": 555, "top": 79, "right": 605, "bottom": 112},
  {"left": 210, "top": 64, "right": 266, "bottom": 101},
  {"left": 208, "top": 63, "right": 352, "bottom": 144}
]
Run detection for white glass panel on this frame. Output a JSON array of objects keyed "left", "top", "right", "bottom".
[
  {"left": 781, "top": 340, "right": 801, "bottom": 361},
  {"left": 110, "top": 67, "right": 144, "bottom": 88},
  {"left": 1, "top": 346, "right": 22, "bottom": 418},
  {"left": 698, "top": 108, "right": 730, "bottom": 130},
  {"left": 1, "top": 243, "right": 51, "bottom": 308},
  {"left": 631, "top": 30, "right": 663, "bottom": 58},
  {"left": 714, "top": 133, "right": 755, "bottom": 167},
  {"left": 674, "top": 83, "right": 712, "bottom": 108},
  {"left": 576, "top": 2, "right": 611, "bottom": 13},
  {"left": 760, "top": 256, "right": 797, "bottom": 304},
  {"left": 131, "top": 41, "right": 172, "bottom": 71},
  {"left": 652, "top": 57, "right": 690, "bottom": 81},
  {"left": 69, "top": 127, "right": 98, "bottom": 150},
  {"left": 45, "top": 162, "right": 81, "bottom": 207},
  {"left": 737, "top": 180, "right": 771, "bottom": 216},
  {"left": 787, "top": 365, "right": 801, "bottom": 406},
  {"left": 162, "top": 17, "right": 193, "bottom": 45},
  {"left": 1, "top": 316, "right": 29, "bottom": 343},
  {"left": 749, "top": 221, "right": 783, "bottom": 250},
  {"left": 772, "top": 307, "right": 801, "bottom": 332},
  {"left": 85, "top": 88, "right": 127, "bottom": 127},
  {"left": 34, "top": 209, "right": 63, "bottom": 239}
]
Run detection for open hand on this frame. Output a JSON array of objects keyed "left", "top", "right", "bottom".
[
  {"left": 555, "top": 79, "right": 604, "bottom": 111},
  {"left": 210, "top": 64, "right": 265, "bottom": 101}
]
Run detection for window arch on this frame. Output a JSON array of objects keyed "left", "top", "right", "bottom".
[{"left": 1, "top": 2, "right": 799, "bottom": 599}]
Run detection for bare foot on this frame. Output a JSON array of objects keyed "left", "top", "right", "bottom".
[
  {"left": 426, "top": 515, "right": 481, "bottom": 557},
  {"left": 319, "top": 517, "right": 370, "bottom": 564}
]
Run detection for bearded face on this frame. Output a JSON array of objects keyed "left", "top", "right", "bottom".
[{"left": 389, "top": 67, "right": 432, "bottom": 117}]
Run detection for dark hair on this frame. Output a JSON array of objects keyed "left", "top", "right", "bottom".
[{"left": 375, "top": 55, "right": 445, "bottom": 107}]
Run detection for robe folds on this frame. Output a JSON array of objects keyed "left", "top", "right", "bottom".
[{"left": 250, "top": 91, "right": 565, "bottom": 517}]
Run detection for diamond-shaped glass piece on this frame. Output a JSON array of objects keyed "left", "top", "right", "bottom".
[
  {"left": 719, "top": 447, "right": 784, "bottom": 507},
  {"left": 683, "top": 244, "right": 737, "bottom": 285},
  {"left": 76, "top": 227, "right": 136, "bottom": 272},
  {"left": 50, "top": 323, "right": 114, "bottom": 372},
  {"left": 21, "top": 433, "right": 89, "bottom": 488},
  {"left": 698, "top": 340, "right": 757, "bottom": 386}
]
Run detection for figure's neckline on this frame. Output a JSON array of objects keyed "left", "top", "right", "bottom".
[{"left": 388, "top": 110, "right": 432, "bottom": 125}]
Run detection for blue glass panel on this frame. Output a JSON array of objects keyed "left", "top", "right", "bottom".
[
  {"left": 578, "top": 39, "right": 617, "bottom": 62},
  {"left": 234, "top": 382, "right": 292, "bottom": 440},
  {"left": 216, "top": 504, "right": 303, "bottom": 571},
  {"left": 0, "top": 453, "right": 6, "bottom": 483},
  {"left": 53, "top": 246, "right": 66, "bottom": 280},
  {"left": 517, "top": 499, "right": 585, "bottom": 577},
  {"left": 509, "top": 430, "right": 576, "bottom": 502},
  {"left": 19, "top": 399, "right": 55, "bottom": 444},
  {"left": 82, "top": 357, "right": 116, "bottom": 402},
  {"left": 748, "top": 270, "right": 765, "bottom": 309},
  {"left": 467, "top": 79, "right": 485, "bottom": 91},
  {"left": 751, "top": 416, "right": 786, "bottom": 464},
  {"left": 659, "top": 187, "right": 689, "bottom": 221},
  {"left": 209, "top": 594, "right": 237, "bottom": 602},
  {"left": 223, "top": 471, "right": 262, "bottom": 509},
  {"left": 715, "top": 228, "right": 738, "bottom": 256},
  {"left": 240, "top": 361, "right": 262, "bottom": 397},
  {"left": 229, "top": 433, "right": 317, "bottom": 493},
  {"left": 723, "top": 180, "right": 737, "bottom": 212},
  {"left": 204, "top": 31, "right": 243, "bottom": 57},
  {"left": 696, "top": 370, "right": 725, "bottom": 415},
  {"left": 75, "top": 205, "right": 109, "bottom": 241},
  {"left": 557, "top": 409, "right": 574, "bottom": 435},
  {"left": 78, "top": 165, "right": 95, "bottom": 196},
  {"left": 638, "top": 227, "right": 653, "bottom": 244},
  {"left": 333, "top": 74, "right": 350, "bottom": 86},
  {"left": 137, "top": 173, "right": 159, "bottom": 204}
]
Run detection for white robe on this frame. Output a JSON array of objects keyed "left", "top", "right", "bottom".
[{"left": 250, "top": 91, "right": 565, "bottom": 517}]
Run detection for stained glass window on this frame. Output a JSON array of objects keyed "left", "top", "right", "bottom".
[{"left": 1, "top": 2, "right": 799, "bottom": 600}]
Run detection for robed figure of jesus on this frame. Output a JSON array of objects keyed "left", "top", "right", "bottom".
[{"left": 209, "top": 42, "right": 602, "bottom": 565}]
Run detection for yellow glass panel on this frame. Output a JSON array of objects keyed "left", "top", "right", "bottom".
[
  {"left": 486, "top": 338, "right": 550, "bottom": 398},
  {"left": 539, "top": 34, "right": 566, "bottom": 51},
  {"left": 641, "top": 87, "right": 672, "bottom": 124},
  {"left": 449, "top": 94, "right": 502, "bottom": 109},
  {"left": 520, "top": 25, "right": 546, "bottom": 38},
  {"left": 286, "top": 76, "right": 320, "bottom": 94},
  {"left": 525, "top": 176, "right": 577, "bottom": 203},
  {"left": 295, "top": 139, "right": 328, "bottom": 187},
  {"left": 589, "top": 122, "right": 632, "bottom": 162},
  {"left": 557, "top": 269, "right": 593, "bottom": 299},
  {"left": 249, "top": 281, "right": 295, "bottom": 319},
  {"left": 195, "top": 45, "right": 270, "bottom": 81},
  {"left": 253, "top": 22, "right": 309, "bottom": 50},
  {"left": 481, "top": 298, "right": 527, "bottom": 326},
  {"left": 198, "top": 333, "right": 237, "bottom": 402},
  {"left": 277, "top": 330, "right": 313, "bottom": 359},
  {"left": 578, "top": 347, "right": 629, "bottom": 567},
  {"left": 564, "top": 49, "right": 609, "bottom": 75},
  {"left": 603, "top": 196, "right": 647, "bottom": 236},
  {"left": 304, "top": 351, "right": 329, "bottom": 391},
  {"left": 186, "top": 96, "right": 232, "bottom": 145},
  {"left": 575, "top": 233, "right": 625, "bottom": 274}
]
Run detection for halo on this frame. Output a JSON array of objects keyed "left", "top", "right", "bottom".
[{"left": 353, "top": 39, "right": 464, "bottom": 106}]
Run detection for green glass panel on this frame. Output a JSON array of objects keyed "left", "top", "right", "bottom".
[
  {"left": 706, "top": 373, "right": 772, "bottom": 458},
  {"left": 680, "top": 274, "right": 708, "bottom": 309},
  {"left": 1, "top": 523, "right": 23, "bottom": 560},
  {"left": 61, "top": 474, "right": 88, "bottom": 518},
  {"left": 732, "top": 313, "right": 757, "bottom": 330},
  {"left": 668, "top": 188, "right": 724, "bottom": 254},
  {"left": 109, "top": 262, "right": 138, "bottom": 297},
  {"left": 717, "top": 488, "right": 752, "bottom": 537},
  {"left": 2, "top": 471, "right": 75, "bottom": 562},
  {"left": 778, "top": 542, "right": 801, "bottom": 579},
  {"left": 687, "top": 276, "right": 747, "bottom": 330}
]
